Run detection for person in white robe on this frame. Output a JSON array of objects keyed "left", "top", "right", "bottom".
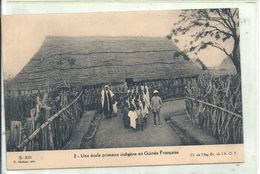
[
  {"left": 101, "top": 85, "right": 114, "bottom": 118},
  {"left": 128, "top": 107, "right": 137, "bottom": 130},
  {"left": 136, "top": 98, "right": 144, "bottom": 131},
  {"left": 141, "top": 94, "right": 148, "bottom": 125},
  {"left": 144, "top": 85, "right": 150, "bottom": 107},
  {"left": 112, "top": 97, "right": 118, "bottom": 117}
]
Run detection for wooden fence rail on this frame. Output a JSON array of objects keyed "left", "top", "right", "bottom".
[
  {"left": 6, "top": 77, "right": 195, "bottom": 151},
  {"left": 185, "top": 97, "right": 243, "bottom": 144},
  {"left": 15, "top": 91, "right": 83, "bottom": 151}
]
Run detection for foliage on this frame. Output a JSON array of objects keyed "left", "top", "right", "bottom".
[{"left": 169, "top": 9, "right": 240, "bottom": 74}]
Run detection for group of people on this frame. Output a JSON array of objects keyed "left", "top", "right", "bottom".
[
  {"left": 124, "top": 85, "right": 150, "bottom": 131},
  {"left": 101, "top": 84, "right": 163, "bottom": 131}
]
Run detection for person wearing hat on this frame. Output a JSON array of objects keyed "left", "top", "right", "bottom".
[
  {"left": 151, "top": 90, "right": 162, "bottom": 127},
  {"left": 101, "top": 85, "right": 114, "bottom": 118}
]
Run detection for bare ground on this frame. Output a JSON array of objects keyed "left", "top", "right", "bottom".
[
  {"left": 70, "top": 99, "right": 219, "bottom": 149},
  {"left": 93, "top": 100, "right": 186, "bottom": 148}
]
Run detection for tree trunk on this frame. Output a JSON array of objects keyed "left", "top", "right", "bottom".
[
  {"left": 231, "top": 55, "right": 241, "bottom": 75},
  {"left": 230, "top": 39, "right": 241, "bottom": 75}
]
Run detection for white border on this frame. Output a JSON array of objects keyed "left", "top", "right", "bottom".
[{"left": 0, "top": 1, "right": 256, "bottom": 15}]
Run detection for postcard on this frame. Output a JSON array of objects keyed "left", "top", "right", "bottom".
[{"left": 2, "top": 9, "right": 246, "bottom": 170}]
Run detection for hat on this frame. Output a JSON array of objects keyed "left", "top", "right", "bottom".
[
  {"left": 105, "top": 85, "right": 109, "bottom": 88},
  {"left": 153, "top": 90, "right": 159, "bottom": 93}
]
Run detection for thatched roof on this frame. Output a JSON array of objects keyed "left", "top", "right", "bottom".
[
  {"left": 194, "top": 58, "right": 208, "bottom": 70},
  {"left": 9, "top": 36, "right": 203, "bottom": 90}
]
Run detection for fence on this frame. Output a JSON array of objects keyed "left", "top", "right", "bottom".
[
  {"left": 184, "top": 73, "right": 242, "bottom": 115},
  {"left": 11, "top": 91, "right": 83, "bottom": 151},
  {"left": 4, "top": 94, "right": 36, "bottom": 129},
  {"left": 185, "top": 97, "right": 243, "bottom": 144},
  {"left": 81, "top": 77, "right": 191, "bottom": 110},
  {"left": 6, "top": 76, "right": 195, "bottom": 151},
  {"left": 184, "top": 73, "right": 243, "bottom": 144},
  {"left": 143, "top": 78, "right": 187, "bottom": 99}
]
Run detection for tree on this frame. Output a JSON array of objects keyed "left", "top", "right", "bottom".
[{"left": 168, "top": 9, "right": 240, "bottom": 74}]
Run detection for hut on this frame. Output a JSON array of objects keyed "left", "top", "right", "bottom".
[
  {"left": 8, "top": 36, "right": 203, "bottom": 91},
  {"left": 194, "top": 58, "right": 208, "bottom": 70},
  {"left": 216, "top": 57, "right": 237, "bottom": 74}
]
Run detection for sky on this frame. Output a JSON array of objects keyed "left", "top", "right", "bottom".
[{"left": 2, "top": 10, "right": 232, "bottom": 79}]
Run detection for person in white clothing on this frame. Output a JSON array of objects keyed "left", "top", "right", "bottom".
[
  {"left": 128, "top": 105, "right": 137, "bottom": 131},
  {"left": 144, "top": 85, "right": 150, "bottom": 108},
  {"left": 112, "top": 96, "right": 118, "bottom": 117},
  {"left": 101, "top": 85, "right": 114, "bottom": 118},
  {"left": 151, "top": 90, "right": 162, "bottom": 127}
]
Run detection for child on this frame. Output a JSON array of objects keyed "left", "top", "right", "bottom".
[
  {"left": 128, "top": 105, "right": 137, "bottom": 131},
  {"left": 112, "top": 96, "right": 118, "bottom": 117}
]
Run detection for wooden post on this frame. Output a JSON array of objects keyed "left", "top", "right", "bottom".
[
  {"left": 30, "top": 108, "right": 36, "bottom": 150},
  {"left": 24, "top": 118, "right": 34, "bottom": 150},
  {"left": 46, "top": 107, "right": 54, "bottom": 150},
  {"left": 18, "top": 90, "right": 21, "bottom": 97},
  {"left": 10, "top": 121, "right": 22, "bottom": 150},
  {"left": 39, "top": 107, "right": 48, "bottom": 150}
]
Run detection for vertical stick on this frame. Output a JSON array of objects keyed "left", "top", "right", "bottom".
[{"left": 10, "top": 121, "right": 22, "bottom": 150}]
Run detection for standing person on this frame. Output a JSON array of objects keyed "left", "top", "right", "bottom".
[
  {"left": 101, "top": 85, "right": 114, "bottom": 118},
  {"left": 122, "top": 98, "right": 130, "bottom": 128},
  {"left": 128, "top": 105, "right": 137, "bottom": 131},
  {"left": 151, "top": 90, "right": 162, "bottom": 128},
  {"left": 61, "top": 91, "right": 68, "bottom": 107},
  {"left": 112, "top": 96, "right": 118, "bottom": 117},
  {"left": 55, "top": 92, "right": 61, "bottom": 111},
  {"left": 143, "top": 85, "right": 150, "bottom": 126}
]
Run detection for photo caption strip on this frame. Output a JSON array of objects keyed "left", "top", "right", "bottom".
[{"left": 7, "top": 144, "right": 244, "bottom": 170}]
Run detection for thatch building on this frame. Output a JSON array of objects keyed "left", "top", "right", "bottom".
[
  {"left": 194, "top": 58, "right": 208, "bottom": 70},
  {"left": 8, "top": 36, "right": 203, "bottom": 91}
]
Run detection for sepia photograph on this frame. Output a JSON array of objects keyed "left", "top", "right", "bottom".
[{"left": 2, "top": 8, "right": 245, "bottom": 169}]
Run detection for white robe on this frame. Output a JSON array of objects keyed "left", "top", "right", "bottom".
[
  {"left": 144, "top": 88, "right": 150, "bottom": 109},
  {"left": 142, "top": 97, "right": 149, "bottom": 117},
  {"left": 128, "top": 110, "right": 137, "bottom": 129},
  {"left": 113, "top": 101, "right": 118, "bottom": 114},
  {"left": 101, "top": 89, "right": 114, "bottom": 108},
  {"left": 138, "top": 99, "right": 145, "bottom": 118}
]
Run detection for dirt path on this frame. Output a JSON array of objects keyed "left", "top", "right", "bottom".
[
  {"left": 65, "top": 99, "right": 218, "bottom": 149},
  {"left": 67, "top": 99, "right": 218, "bottom": 149},
  {"left": 93, "top": 100, "right": 185, "bottom": 148}
]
